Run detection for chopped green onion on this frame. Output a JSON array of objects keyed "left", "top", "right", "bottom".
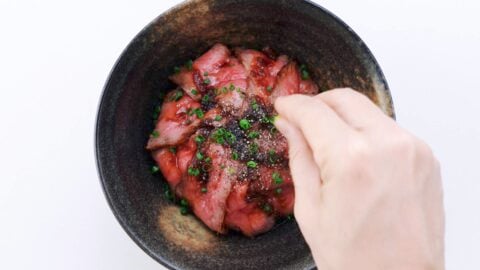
[
  {"left": 211, "top": 128, "right": 235, "bottom": 145},
  {"left": 196, "top": 152, "right": 204, "bottom": 160},
  {"left": 202, "top": 94, "right": 210, "bottom": 103},
  {"left": 239, "top": 119, "right": 251, "bottom": 130},
  {"left": 262, "top": 203, "right": 272, "bottom": 213},
  {"left": 261, "top": 115, "right": 275, "bottom": 124},
  {"left": 214, "top": 115, "right": 222, "bottom": 121},
  {"left": 165, "top": 189, "right": 175, "bottom": 201},
  {"left": 191, "top": 89, "right": 198, "bottom": 95},
  {"left": 173, "top": 66, "right": 181, "bottom": 74},
  {"left": 268, "top": 149, "right": 277, "bottom": 163},
  {"left": 188, "top": 167, "right": 200, "bottom": 176},
  {"left": 152, "top": 105, "right": 161, "bottom": 119},
  {"left": 204, "top": 157, "right": 212, "bottom": 163},
  {"left": 193, "top": 108, "right": 204, "bottom": 119},
  {"left": 180, "top": 199, "right": 189, "bottom": 206},
  {"left": 169, "top": 147, "right": 177, "bottom": 154},
  {"left": 225, "top": 131, "right": 236, "bottom": 144},
  {"left": 195, "top": 135, "right": 205, "bottom": 144},
  {"left": 201, "top": 187, "right": 208, "bottom": 193},
  {"left": 151, "top": 165, "right": 159, "bottom": 174},
  {"left": 212, "top": 128, "right": 226, "bottom": 144},
  {"left": 222, "top": 87, "right": 228, "bottom": 94},
  {"left": 247, "top": 160, "right": 257, "bottom": 168},
  {"left": 272, "top": 171, "right": 283, "bottom": 184},
  {"left": 229, "top": 84, "right": 235, "bottom": 91},
  {"left": 249, "top": 143, "right": 259, "bottom": 155},
  {"left": 275, "top": 188, "right": 283, "bottom": 194},
  {"left": 204, "top": 78, "right": 211, "bottom": 85},
  {"left": 300, "top": 64, "right": 310, "bottom": 80},
  {"left": 151, "top": 130, "right": 159, "bottom": 138},
  {"left": 266, "top": 86, "right": 273, "bottom": 92},
  {"left": 251, "top": 100, "right": 259, "bottom": 110},
  {"left": 180, "top": 206, "right": 188, "bottom": 215},
  {"left": 248, "top": 131, "right": 259, "bottom": 139},
  {"left": 170, "top": 90, "right": 184, "bottom": 101},
  {"left": 185, "top": 60, "right": 193, "bottom": 70},
  {"left": 232, "top": 152, "right": 239, "bottom": 160},
  {"left": 203, "top": 71, "right": 209, "bottom": 76}
]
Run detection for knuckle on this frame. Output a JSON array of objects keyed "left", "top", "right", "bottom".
[
  {"left": 387, "top": 132, "right": 436, "bottom": 169},
  {"left": 346, "top": 137, "right": 372, "bottom": 169},
  {"left": 415, "top": 139, "right": 434, "bottom": 159},
  {"left": 387, "top": 131, "right": 417, "bottom": 156}
]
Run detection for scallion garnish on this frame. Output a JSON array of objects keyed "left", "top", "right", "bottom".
[
  {"left": 193, "top": 108, "right": 204, "bottom": 119},
  {"left": 185, "top": 60, "right": 193, "bottom": 70},
  {"left": 170, "top": 90, "right": 184, "bottom": 101},
  {"left": 248, "top": 131, "right": 259, "bottom": 139},
  {"left": 188, "top": 167, "right": 200, "bottom": 176},
  {"left": 300, "top": 64, "right": 310, "bottom": 80},
  {"left": 272, "top": 171, "right": 283, "bottom": 184},
  {"left": 247, "top": 160, "right": 257, "bottom": 168},
  {"left": 202, "top": 94, "right": 210, "bottom": 103},
  {"left": 151, "top": 165, "right": 159, "bottom": 174},
  {"left": 195, "top": 135, "right": 205, "bottom": 144},
  {"left": 239, "top": 119, "right": 251, "bottom": 130},
  {"left": 262, "top": 203, "right": 272, "bottom": 213}
]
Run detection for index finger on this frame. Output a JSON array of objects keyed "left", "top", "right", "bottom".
[
  {"left": 316, "top": 88, "right": 394, "bottom": 131},
  {"left": 274, "top": 94, "right": 353, "bottom": 168}
]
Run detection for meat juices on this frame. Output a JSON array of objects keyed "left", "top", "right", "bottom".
[{"left": 147, "top": 43, "right": 319, "bottom": 236}]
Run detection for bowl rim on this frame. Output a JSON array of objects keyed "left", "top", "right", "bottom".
[{"left": 95, "top": 0, "right": 393, "bottom": 269}]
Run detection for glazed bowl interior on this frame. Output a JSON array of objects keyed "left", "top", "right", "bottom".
[{"left": 96, "top": 0, "right": 394, "bottom": 269}]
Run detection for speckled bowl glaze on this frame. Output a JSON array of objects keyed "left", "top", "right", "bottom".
[{"left": 96, "top": 0, "right": 394, "bottom": 269}]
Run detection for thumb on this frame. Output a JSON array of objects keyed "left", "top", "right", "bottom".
[{"left": 274, "top": 117, "right": 322, "bottom": 204}]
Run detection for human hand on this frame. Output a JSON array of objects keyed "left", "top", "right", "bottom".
[{"left": 274, "top": 88, "right": 444, "bottom": 270}]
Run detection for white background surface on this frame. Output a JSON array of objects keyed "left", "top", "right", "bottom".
[{"left": 1, "top": 0, "right": 479, "bottom": 269}]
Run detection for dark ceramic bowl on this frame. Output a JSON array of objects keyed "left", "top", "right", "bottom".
[{"left": 96, "top": 0, "right": 394, "bottom": 269}]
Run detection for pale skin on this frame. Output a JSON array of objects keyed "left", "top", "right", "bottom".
[{"left": 274, "top": 88, "right": 445, "bottom": 270}]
